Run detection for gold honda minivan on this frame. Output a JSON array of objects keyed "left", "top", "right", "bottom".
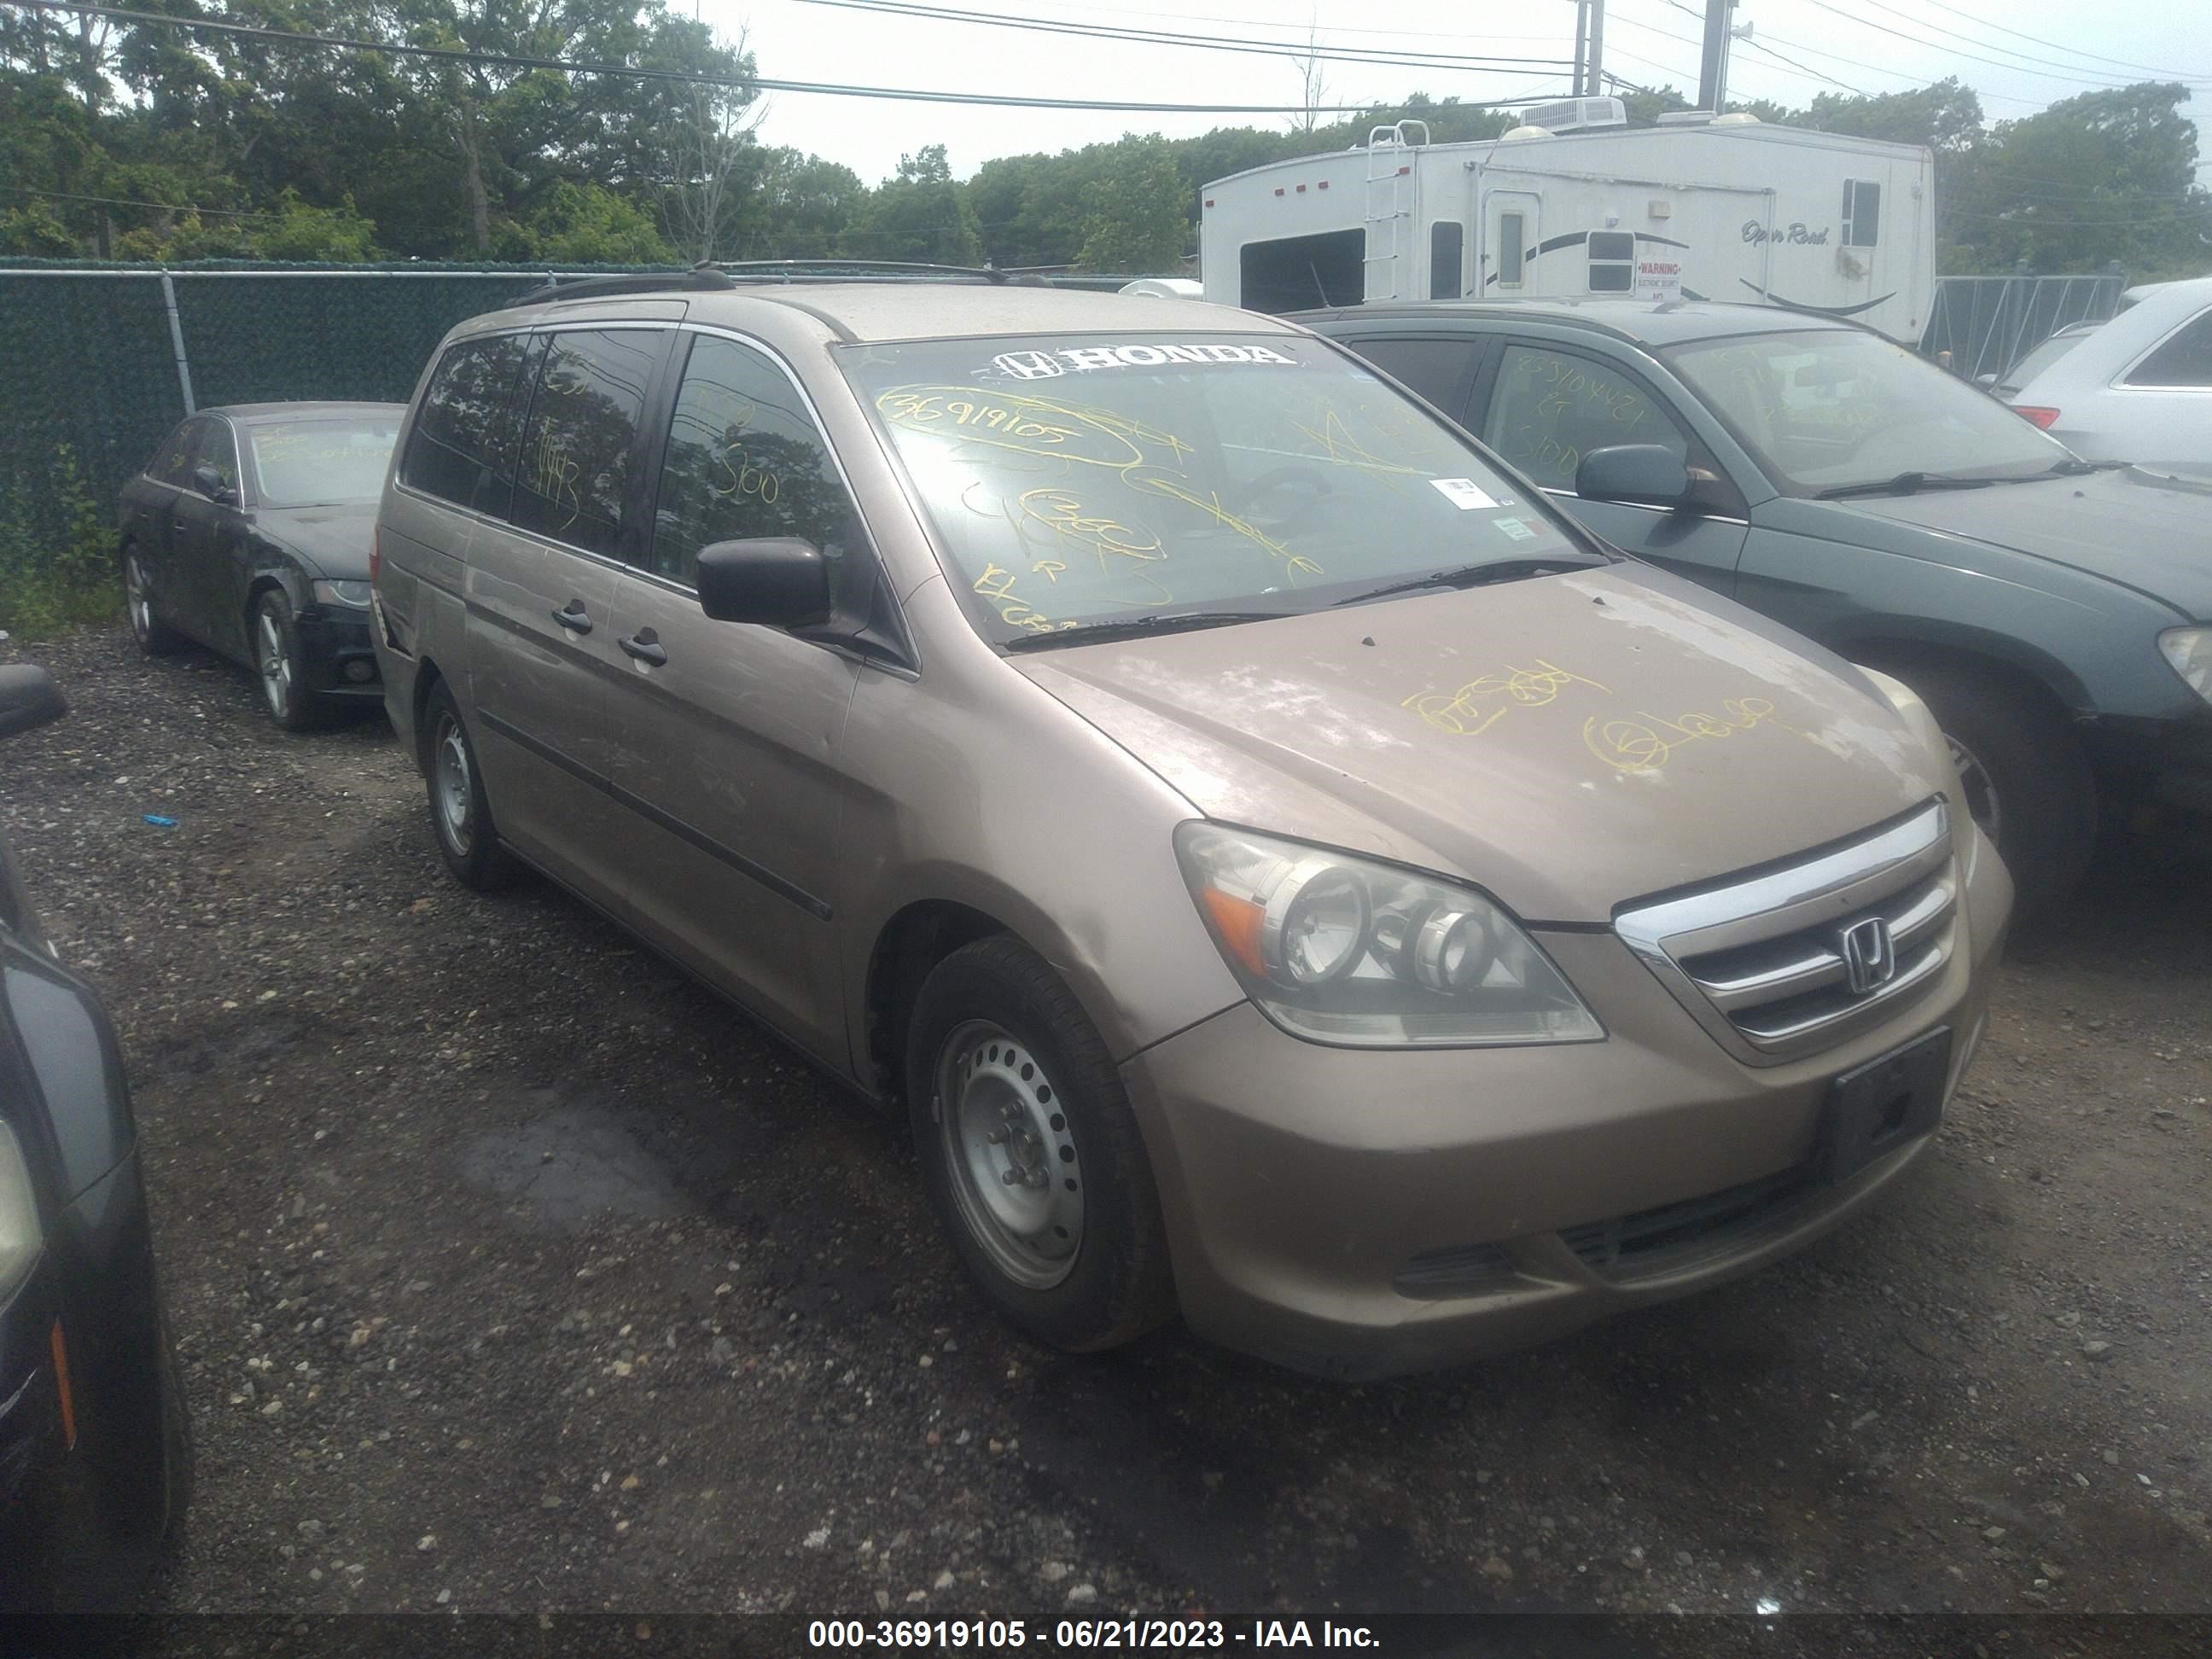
[{"left": 371, "top": 270, "right": 2011, "bottom": 1379}]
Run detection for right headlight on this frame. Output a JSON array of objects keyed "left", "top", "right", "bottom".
[
  {"left": 0, "top": 1120, "right": 42, "bottom": 1307},
  {"left": 1173, "top": 823, "right": 1604, "bottom": 1048},
  {"left": 2158, "top": 627, "right": 2212, "bottom": 703}
]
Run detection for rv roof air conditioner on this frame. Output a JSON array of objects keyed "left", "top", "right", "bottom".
[{"left": 1519, "top": 96, "right": 1627, "bottom": 135}]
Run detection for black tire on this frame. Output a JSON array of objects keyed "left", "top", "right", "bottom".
[
  {"left": 905, "top": 936, "right": 1176, "bottom": 1352},
  {"left": 122, "top": 545, "right": 184, "bottom": 656},
  {"left": 251, "top": 588, "right": 333, "bottom": 732},
  {"left": 421, "top": 679, "right": 521, "bottom": 892},
  {"left": 154, "top": 1307, "right": 194, "bottom": 1563},
  {"left": 1906, "top": 667, "right": 2096, "bottom": 915}
]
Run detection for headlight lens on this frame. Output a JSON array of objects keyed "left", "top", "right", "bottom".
[
  {"left": 0, "top": 1120, "right": 42, "bottom": 1306},
  {"left": 312, "top": 579, "right": 373, "bottom": 608},
  {"left": 1174, "top": 823, "right": 1603, "bottom": 1047},
  {"left": 2159, "top": 627, "right": 2212, "bottom": 703}
]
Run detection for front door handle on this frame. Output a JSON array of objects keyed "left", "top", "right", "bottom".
[
  {"left": 619, "top": 631, "right": 667, "bottom": 667},
  {"left": 550, "top": 601, "right": 592, "bottom": 634}
]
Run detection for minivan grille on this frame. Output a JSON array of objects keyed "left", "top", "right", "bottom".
[{"left": 1615, "top": 802, "right": 1955, "bottom": 1066}]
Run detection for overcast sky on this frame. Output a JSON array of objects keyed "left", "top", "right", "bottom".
[{"left": 696, "top": 0, "right": 2205, "bottom": 189}]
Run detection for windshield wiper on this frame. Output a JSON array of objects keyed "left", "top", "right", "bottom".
[
  {"left": 1002, "top": 609, "right": 1289, "bottom": 652},
  {"left": 1814, "top": 471, "right": 2002, "bottom": 500},
  {"left": 1331, "top": 554, "right": 1610, "bottom": 608}
]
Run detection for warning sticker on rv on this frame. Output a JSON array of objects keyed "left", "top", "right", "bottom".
[
  {"left": 1633, "top": 259, "right": 1684, "bottom": 302},
  {"left": 987, "top": 343, "right": 1298, "bottom": 379},
  {"left": 1428, "top": 477, "right": 1499, "bottom": 510}
]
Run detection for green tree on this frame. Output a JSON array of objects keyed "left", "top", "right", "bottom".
[
  {"left": 520, "top": 179, "right": 672, "bottom": 261},
  {"left": 841, "top": 145, "right": 979, "bottom": 264},
  {"left": 1074, "top": 136, "right": 1188, "bottom": 272},
  {"left": 253, "top": 189, "right": 381, "bottom": 259}
]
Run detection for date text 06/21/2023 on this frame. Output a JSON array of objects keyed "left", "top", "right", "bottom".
[{"left": 805, "top": 1617, "right": 1382, "bottom": 1650}]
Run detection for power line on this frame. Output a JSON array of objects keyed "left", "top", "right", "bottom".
[
  {"left": 0, "top": 183, "right": 280, "bottom": 219},
  {"left": 788, "top": 0, "right": 1575, "bottom": 77},
  {"left": 1793, "top": 0, "right": 2210, "bottom": 90},
  {"left": 6, "top": 0, "right": 1545, "bottom": 114},
  {"left": 1834, "top": 0, "right": 2209, "bottom": 88},
  {"left": 1912, "top": 0, "right": 2209, "bottom": 82}
]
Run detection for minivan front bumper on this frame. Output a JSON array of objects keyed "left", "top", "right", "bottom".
[{"left": 1120, "top": 825, "right": 2011, "bottom": 1380}]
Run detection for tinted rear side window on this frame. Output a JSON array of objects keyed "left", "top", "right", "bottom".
[
  {"left": 2127, "top": 311, "right": 2212, "bottom": 389},
  {"left": 400, "top": 334, "right": 535, "bottom": 515},
  {"left": 511, "top": 330, "right": 662, "bottom": 561},
  {"left": 1341, "top": 335, "right": 1481, "bottom": 416}
]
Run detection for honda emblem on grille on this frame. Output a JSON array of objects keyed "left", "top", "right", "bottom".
[{"left": 1840, "top": 917, "right": 1896, "bottom": 995}]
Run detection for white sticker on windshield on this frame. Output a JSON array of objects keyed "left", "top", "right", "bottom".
[
  {"left": 1493, "top": 516, "right": 1539, "bottom": 542},
  {"left": 987, "top": 343, "right": 1296, "bottom": 379},
  {"left": 1429, "top": 477, "right": 1498, "bottom": 510}
]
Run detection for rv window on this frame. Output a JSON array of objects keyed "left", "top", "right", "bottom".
[
  {"left": 1238, "top": 230, "right": 1365, "bottom": 314},
  {"left": 1497, "top": 213, "right": 1526, "bottom": 289},
  {"left": 1587, "top": 231, "right": 1634, "bottom": 294},
  {"left": 1842, "top": 180, "right": 1881, "bottom": 248},
  {"left": 1429, "top": 222, "right": 1464, "bottom": 300}
]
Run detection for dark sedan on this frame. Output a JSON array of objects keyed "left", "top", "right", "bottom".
[
  {"left": 119, "top": 403, "right": 403, "bottom": 730},
  {"left": 0, "top": 665, "right": 190, "bottom": 1610}
]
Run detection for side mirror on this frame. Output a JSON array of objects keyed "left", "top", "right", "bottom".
[
  {"left": 0, "top": 665, "right": 67, "bottom": 741},
  {"left": 1576, "top": 445, "right": 1692, "bottom": 508},
  {"left": 193, "top": 464, "right": 237, "bottom": 504},
  {"left": 695, "top": 538, "right": 833, "bottom": 629}
]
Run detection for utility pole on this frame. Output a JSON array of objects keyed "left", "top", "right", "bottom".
[
  {"left": 1586, "top": 0, "right": 1605, "bottom": 99},
  {"left": 1697, "top": 0, "right": 1735, "bottom": 110},
  {"left": 1573, "top": 1, "right": 1589, "bottom": 96}
]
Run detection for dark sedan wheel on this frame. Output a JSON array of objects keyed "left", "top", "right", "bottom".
[
  {"left": 1911, "top": 667, "right": 2096, "bottom": 917},
  {"left": 906, "top": 936, "right": 1175, "bottom": 1352},
  {"left": 422, "top": 680, "right": 519, "bottom": 892},
  {"left": 253, "top": 589, "right": 332, "bottom": 732},
  {"left": 122, "top": 548, "right": 183, "bottom": 655}
]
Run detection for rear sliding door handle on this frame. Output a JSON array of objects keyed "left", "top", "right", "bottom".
[
  {"left": 619, "top": 631, "right": 667, "bottom": 667},
  {"left": 550, "top": 601, "right": 592, "bottom": 634}
]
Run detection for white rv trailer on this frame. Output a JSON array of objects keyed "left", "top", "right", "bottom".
[{"left": 1199, "top": 100, "right": 1936, "bottom": 342}]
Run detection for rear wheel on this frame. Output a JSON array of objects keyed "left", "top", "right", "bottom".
[
  {"left": 905, "top": 936, "right": 1175, "bottom": 1352},
  {"left": 422, "top": 680, "right": 520, "bottom": 892},
  {"left": 123, "top": 548, "right": 183, "bottom": 655},
  {"left": 1906, "top": 667, "right": 2096, "bottom": 915}
]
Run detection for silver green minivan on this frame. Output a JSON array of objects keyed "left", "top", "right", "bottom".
[{"left": 371, "top": 271, "right": 2010, "bottom": 1378}]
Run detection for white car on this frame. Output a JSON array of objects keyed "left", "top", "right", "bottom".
[{"left": 1999, "top": 276, "right": 2212, "bottom": 468}]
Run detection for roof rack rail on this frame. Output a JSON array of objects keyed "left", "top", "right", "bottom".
[
  {"left": 711, "top": 259, "right": 1017, "bottom": 286},
  {"left": 511, "top": 266, "right": 735, "bottom": 307}
]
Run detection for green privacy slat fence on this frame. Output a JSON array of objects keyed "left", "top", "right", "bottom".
[
  {"left": 0, "top": 261, "right": 680, "bottom": 551},
  {"left": 0, "top": 259, "right": 1165, "bottom": 554}
]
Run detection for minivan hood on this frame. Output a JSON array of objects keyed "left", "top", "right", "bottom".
[
  {"left": 257, "top": 501, "right": 377, "bottom": 579},
  {"left": 1015, "top": 565, "right": 1947, "bottom": 923},
  {"left": 1828, "top": 467, "right": 2212, "bottom": 620}
]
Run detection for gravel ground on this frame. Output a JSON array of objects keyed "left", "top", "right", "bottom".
[{"left": 3, "top": 627, "right": 2209, "bottom": 1641}]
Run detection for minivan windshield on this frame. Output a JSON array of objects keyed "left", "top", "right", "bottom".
[
  {"left": 841, "top": 333, "right": 1597, "bottom": 645},
  {"left": 248, "top": 416, "right": 401, "bottom": 509},
  {"left": 1663, "top": 329, "right": 2069, "bottom": 495}
]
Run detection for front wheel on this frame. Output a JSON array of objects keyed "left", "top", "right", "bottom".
[
  {"left": 905, "top": 937, "right": 1175, "bottom": 1352},
  {"left": 253, "top": 589, "right": 331, "bottom": 732},
  {"left": 1908, "top": 667, "right": 2096, "bottom": 916}
]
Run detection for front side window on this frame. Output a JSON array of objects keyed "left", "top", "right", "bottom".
[
  {"left": 648, "top": 334, "right": 871, "bottom": 603},
  {"left": 150, "top": 419, "right": 201, "bottom": 487},
  {"left": 841, "top": 333, "right": 1589, "bottom": 645},
  {"left": 1666, "top": 327, "right": 2065, "bottom": 493},
  {"left": 1587, "top": 230, "right": 1634, "bottom": 294},
  {"left": 511, "top": 329, "right": 661, "bottom": 561},
  {"left": 1482, "top": 346, "right": 1689, "bottom": 492},
  {"left": 2125, "top": 310, "right": 2212, "bottom": 389},
  {"left": 248, "top": 416, "right": 402, "bottom": 509},
  {"left": 195, "top": 421, "right": 239, "bottom": 495},
  {"left": 1842, "top": 180, "right": 1881, "bottom": 248},
  {"left": 401, "top": 334, "right": 536, "bottom": 516}
]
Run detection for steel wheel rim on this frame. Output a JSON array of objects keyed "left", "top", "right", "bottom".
[
  {"left": 125, "top": 555, "right": 151, "bottom": 643},
  {"left": 433, "top": 716, "right": 474, "bottom": 853},
  {"left": 935, "top": 1021, "right": 1084, "bottom": 1290},
  {"left": 258, "top": 611, "right": 291, "bottom": 718},
  {"left": 1947, "top": 734, "right": 2002, "bottom": 850}
]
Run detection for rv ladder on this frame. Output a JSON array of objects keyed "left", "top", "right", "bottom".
[{"left": 1362, "top": 122, "right": 1425, "bottom": 303}]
